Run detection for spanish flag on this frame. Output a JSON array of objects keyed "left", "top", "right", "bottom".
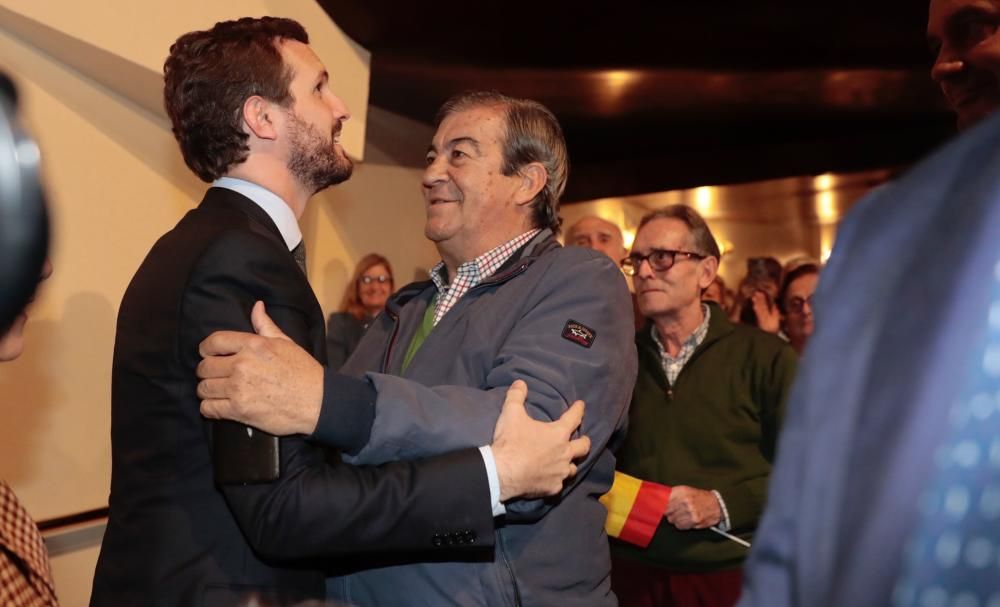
[{"left": 600, "top": 471, "right": 671, "bottom": 548}]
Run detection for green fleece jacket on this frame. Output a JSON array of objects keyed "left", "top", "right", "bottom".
[{"left": 612, "top": 302, "right": 797, "bottom": 572}]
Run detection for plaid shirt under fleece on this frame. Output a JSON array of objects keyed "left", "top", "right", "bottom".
[{"left": 429, "top": 229, "right": 540, "bottom": 326}]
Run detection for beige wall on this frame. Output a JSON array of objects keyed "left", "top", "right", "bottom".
[{"left": 0, "top": 3, "right": 442, "bottom": 605}]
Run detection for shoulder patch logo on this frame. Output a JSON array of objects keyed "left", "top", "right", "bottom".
[{"left": 562, "top": 319, "right": 596, "bottom": 349}]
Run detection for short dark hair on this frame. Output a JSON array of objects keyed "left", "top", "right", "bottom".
[
  {"left": 436, "top": 91, "right": 568, "bottom": 233},
  {"left": 777, "top": 263, "right": 820, "bottom": 314},
  {"left": 636, "top": 205, "right": 722, "bottom": 260},
  {"left": 163, "top": 17, "right": 308, "bottom": 182}
]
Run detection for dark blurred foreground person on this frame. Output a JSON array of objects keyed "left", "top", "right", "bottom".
[
  {"left": 325, "top": 253, "right": 393, "bottom": 370},
  {"left": 739, "top": 1, "right": 1000, "bottom": 605}
]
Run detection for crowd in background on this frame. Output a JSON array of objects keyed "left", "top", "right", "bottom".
[{"left": 337, "top": 232, "right": 822, "bottom": 363}]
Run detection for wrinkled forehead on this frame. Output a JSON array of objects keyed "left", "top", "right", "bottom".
[
  {"left": 633, "top": 218, "right": 694, "bottom": 250},
  {"left": 432, "top": 105, "right": 506, "bottom": 148}
]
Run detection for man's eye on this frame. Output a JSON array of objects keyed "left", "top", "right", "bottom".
[
  {"left": 952, "top": 14, "right": 999, "bottom": 49},
  {"left": 425, "top": 154, "right": 436, "bottom": 166},
  {"left": 650, "top": 251, "right": 672, "bottom": 265},
  {"left": 451, "top": 149, "right": 467, "bottom": 160}
]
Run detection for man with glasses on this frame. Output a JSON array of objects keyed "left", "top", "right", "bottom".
[
  {"left": 610, "top": 205, "right": 797, "bottom": 607},
  {"left": 776, "top": 263, "right": 819, "bottom": 355}
]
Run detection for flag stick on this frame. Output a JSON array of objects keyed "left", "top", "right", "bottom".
[{"left": 710, "top": 527, "right": 751, "bottom": 548}]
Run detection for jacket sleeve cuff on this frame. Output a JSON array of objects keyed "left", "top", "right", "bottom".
[
  {"left": 309, "top": 369, "right": 376, "bottom": 455},
  {"left": 711, "top": 489, "right": 732, "bottom": 531},
  {"left": 716, "top": 479, "right": 766, "bottom": 532}
]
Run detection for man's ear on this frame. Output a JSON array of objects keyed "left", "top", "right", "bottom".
[
  {"left": 698, "top": 255, "right": 719, "bottom": 290},
  {"left": 513, "top": 162, "right": 548, "bottom": 207},
  {"left": 242, "top": 96, "right": 278, "bottom": 141}
]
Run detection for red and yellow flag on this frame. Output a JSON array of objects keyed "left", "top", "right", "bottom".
[{"left": 600, "top": 471, "right": 671, "bottom": 548}]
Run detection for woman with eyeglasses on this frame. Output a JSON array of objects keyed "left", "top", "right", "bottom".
[{"left": 326, "top": 253, "right": 394, "bottom": 370}]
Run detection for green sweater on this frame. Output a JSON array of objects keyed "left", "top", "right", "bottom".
[{"left": 612, "top": 303, "right": 797, "bottom": 572}]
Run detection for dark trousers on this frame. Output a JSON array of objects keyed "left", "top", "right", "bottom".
[{"left": 611, "top": 555, "right": 743, "bottom": 607}]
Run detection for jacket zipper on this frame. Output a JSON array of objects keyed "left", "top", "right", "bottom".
[
  {"left": 497, "top": 530, "right": 522, "bottom": 607},
  {"left": 381, "top": 308, "right": 400, "bottom": 373},
  {"left": 653, "top": 328, "right": 722, "bottom": 401},
  {"left": 379, "top": 262, "right": 531, "bottom": 374}
]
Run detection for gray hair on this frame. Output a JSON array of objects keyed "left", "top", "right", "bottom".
[
  {"left": 436, "top": 91, "right": 567, "bottom": 233},
  {"left": 637, "top": 205, "right": 721, "bottom": 260}
]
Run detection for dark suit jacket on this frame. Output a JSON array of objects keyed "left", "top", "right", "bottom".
[
  {"left": 738, "top": 114, "right": 1000, "bottom": 606},
  {"left": 90, "top": 187, "right": 492, "bottom": 606}
]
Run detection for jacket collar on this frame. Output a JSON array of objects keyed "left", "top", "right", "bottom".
[
  {"left": 637, "top": 301, "right": 735, "bottom": 359},
  {"left": 386, "top": 228, "right": 560, "bottom": 315},
  {"left": 198, "top": 187, "right": 286, "bottom": 247}
]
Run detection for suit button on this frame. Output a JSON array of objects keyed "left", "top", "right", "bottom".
[{"left": 432, "top": 533, "right": 443, "bottom": 547}]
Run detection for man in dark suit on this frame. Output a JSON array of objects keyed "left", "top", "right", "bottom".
[
  {"left": 737, "top": 1, "right": 1000, "bottom": 605},
  {"left": 90, "top": 18, "right": 588, "bottom": 606}
]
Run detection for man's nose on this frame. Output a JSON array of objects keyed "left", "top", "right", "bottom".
[
  {"left": 328, "top": 92, "right": 351, "bottom": 123},
  {"left": 636, "top": 258, "right": 656, "bottom": 279},
  {"left": 422, "top": 155, "right": 448, "bottom": 188},
  {"left": 931, "top": 45, "right": 964, "bottom": 84}
]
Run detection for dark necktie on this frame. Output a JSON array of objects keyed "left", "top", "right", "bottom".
[
  {"left": 291, "top": 241, "right": 307, "bottom": 275},
  {"left": 0, "top": 480, "right": 58, "bottom": 606},
  {"left": 893, "top": 258, "right": 1000, "bottom": 606}
]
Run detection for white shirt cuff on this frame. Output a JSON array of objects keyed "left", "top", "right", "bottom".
[
  {"left": 711, "top": 489, "right": 731, "bottom": 531},
  {"left": 479, "top": 445, "right": 506, "bottom": 517}
]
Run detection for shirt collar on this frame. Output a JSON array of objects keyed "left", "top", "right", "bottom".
[
  {"left": 652, "top": 303, "right": 712, "bottom": 361},
  {"left": 429, "top": 229, "right": 541, "bottom": 291},
  {"left": 213, "top": 177, "right": 302, "bottom": 251}
]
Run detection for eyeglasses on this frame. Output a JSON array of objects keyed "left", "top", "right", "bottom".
[
  {"left": 620, "top": 249, "right": 706, "bottom": 276},
  {"left": 786, "top": 294, "right": 814, "bottom": 313},
  {"left": 360, "top": 274, "right": 391, "bottom": 285}
]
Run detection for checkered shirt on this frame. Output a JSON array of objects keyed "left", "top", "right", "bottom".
[
  {"left": 651, "top": 304, "right": 711, "bottom": 385},
  {"left": 429, "top": 230, "right": 540, "bottom": 326},
  {"left": 0, "top": 481, "right": 57, "bottom": 606}
]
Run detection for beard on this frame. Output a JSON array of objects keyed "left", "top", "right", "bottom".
[{"left": 286, "top": 110, "right": 353, "bottom": 195}]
